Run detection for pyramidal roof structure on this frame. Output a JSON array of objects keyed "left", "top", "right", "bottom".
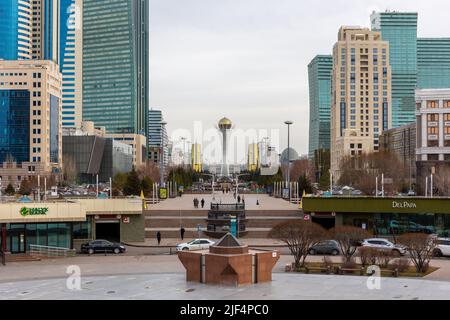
[{"left": 214, "top": 233, "right": 242, "bottom": 247}]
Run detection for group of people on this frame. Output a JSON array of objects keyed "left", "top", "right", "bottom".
[
  {"left": 236, "top": 195, "right": 245, "bottom": 204},
  {"left": 193, "top": 198, "right": 206, "bottom": 208},
  {"left": 155, "top": 227, "right": 186, "bottom": 246}
]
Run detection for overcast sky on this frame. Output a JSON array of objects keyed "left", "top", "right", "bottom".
[{"left": 149, "top": 0, "right": 450, "bottom": 161}]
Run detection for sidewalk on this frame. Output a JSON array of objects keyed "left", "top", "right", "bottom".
[{"left": 125, "top": 238, "right": 286, "bottom": 247}]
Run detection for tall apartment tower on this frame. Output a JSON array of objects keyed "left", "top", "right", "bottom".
[
  {"left": 60, "top": 0, "right": 83, "bottom": 128},
  {"left": 308, "top": 55, "right": 333, "bottom": 160},
  {"left": 330, "top": 27, "right": 392, "bottom": 178},
  {"left": 30, "top": 0, "right": 60, "bottom": 63},
  {"left": 371, "top": 11, "right": 418, "bottom": 128},
  {"left": 417, "top": 38, "right": 450, "bottom": 89},
  {"left": 1, "top": 0, "right": 60, "bottom": 62},
  {"left": 82, "top": 0, "right": 149, "bottom": 136},
  {"left": 0, "top": 0, "right": 33, "bottom": 60}
]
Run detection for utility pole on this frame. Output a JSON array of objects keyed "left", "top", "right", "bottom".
[
  {"left": 375, "top": 176, "right": 378, "bottom": 197},
  {"left": 284, "top": 121, "right": 293, "bottom": 201}
]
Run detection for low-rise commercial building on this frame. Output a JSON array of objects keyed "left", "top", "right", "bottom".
[
  {"left": 0, "top": 198, "right": 144, "bottom": 254},
  {"left": 105, "top": 133, "right": 147, "bottom": 169},
  {"left": 62, "top": 134, "right": 133, "bottom": 184},
  {"left": 303, "top": 196, "right": 450, "bottom": 237}
]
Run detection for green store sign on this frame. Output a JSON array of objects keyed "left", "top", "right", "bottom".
[{"left": 20, "top": 207, "right": 49, "bottom": 217}]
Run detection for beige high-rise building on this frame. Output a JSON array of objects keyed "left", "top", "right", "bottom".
[
  {"left": 330, "top": 27, "right": 392, "bottom": 178},
  {"left": 247, "top": 143, "right": 259, "bottom": 172},
  {"left": 191, "top": 143, "right": 202, "bottom": 173},
  {"left": 0, "top": 60, "right": 62, "bottom": 186}
]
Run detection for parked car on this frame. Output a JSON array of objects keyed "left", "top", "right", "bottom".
[
  {"left": 81, "top": 239, "right": 126, "bottom": 254},
  {"left": 361, "top": 238, "right": 406, "bottom": 256},
  {"left": 176, "top": 239, "right": 215, "bottom": 251},
  {"left": 309, "top": 240, "right": 341, "bottom": 256},
  {"left": 433, "top": 238, "right": 450, "bottom": 257}
]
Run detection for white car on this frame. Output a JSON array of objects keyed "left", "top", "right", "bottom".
[
  {"left": 361, "top": 238, "right": 407, "bottom": 256},
  {"left": 433, "top": 238, "right": 450, "bottom": 257},
  {"left": 176, "top": 239, "right": 215, "bottom": 251}
]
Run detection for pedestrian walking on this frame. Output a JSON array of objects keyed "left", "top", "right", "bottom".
[
  {"left": 193, "top": 198, "right": 196, "bottom": 208},
  {"left": 180, "top": 227, "right": 185, "bottom": 240},
  {"left": 242, "top": 196, "right": 245, "bottom": 206},
  {"left": 194, "top": 198, "right": 199, "bottom": 208},
  {"left": 237, "top": 195, "right": 241, "bottom": 203},
  {"left": 201, "top": 198, "right": 205, "bottom": 208},
  {"left": 156, "top": 231, "right": 161, "bottom": 245}
]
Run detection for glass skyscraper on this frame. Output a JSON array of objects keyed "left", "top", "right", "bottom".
[
  {"left": 82, "top": 0, "right": 149, "bottom": 135},
  {"left": 0, "top": 0, "right": 60, "bottom": 62},
  {"left": 60, "top": 0, "right": 83, "bottom": 128},
  {"left": 308, "top": 55, "right": 333, "bottom": 159},
  {"left": 417, "top": 38, "right": 450, "bottom": 89},
  {"left": 371, "top": 12, "right": 418, "bottom": 128},
  {"left": 148, "top": 109, "right": 168, "bottom": 165},
  {"left": 0, "top": 0, "right": 32, "bottom": 60}
]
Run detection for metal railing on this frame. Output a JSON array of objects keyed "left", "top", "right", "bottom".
[
  {"left": 210, "top": 203, "right": 245, "bottom": 211},
  {"left": 29, "top": 244, "right": 76, "bottom": 258}
]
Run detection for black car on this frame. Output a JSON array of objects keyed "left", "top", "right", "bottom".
[
  {"left": 309, "top": 240, "right": 341, "bottom": 256},
  {"left": 81, "top": 240, "right": 126, "bottom": 255}
]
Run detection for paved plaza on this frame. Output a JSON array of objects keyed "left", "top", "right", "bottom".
[
  {"left": 1, "top": 254, "right": 450, "bottom": 299},
  {"left": 1, "top": 273, "right": 450, "bottom": 300},
  {"left": 148, "top": 193, "right": 300, "bottom": 211}
]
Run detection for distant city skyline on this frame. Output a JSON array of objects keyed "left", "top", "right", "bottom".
[{"left": 149, "top": 0, "right": 450, "bottom": 155}]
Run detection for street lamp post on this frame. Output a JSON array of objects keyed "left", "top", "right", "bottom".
[
  {"left": 284, "top": 121, "right": 293, "bottom": 201},
  {"left": 160, "top": 121, "right": 167, "bottom": 187}
]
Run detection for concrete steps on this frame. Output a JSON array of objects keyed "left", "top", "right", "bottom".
[
  {"left": 145, "top": 227, "right": 274, "bottom": 239},
  {"left": 143, "top": 207, "right": 301, "bottom": 240},
  {"left": 246, "top": 210, "right": 301, "bottom": 217},
  {"left": 144, "top": 210, "right": 208, "bottom": 217}
]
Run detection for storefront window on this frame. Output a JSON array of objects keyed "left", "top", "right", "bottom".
[
  {"left": 58, "top": 223, "right": 71, "bottom": 249},
  {"left": 36, "top": 224, "right": 48, "bottom": 246},
  {"left": 373, "top": 213, "right": 439, "bottom": 236},
  {"left": 26, "top": 224, "right": 36, "bottom": 251},
  {"left": 47, "top": 224, "right": 59, "bottom": 247},
  {"left": 73, "top": 217, "right": 92, "bottom": 239}
]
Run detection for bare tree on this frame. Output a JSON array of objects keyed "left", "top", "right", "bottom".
[
  {"left": 398, "top": 233, "right": 436, "bottom": 273},
  {"left": 433, "top": 165, "right": 450, "bottom": 196},
  {"left": 268, "top": 220, "right": 326, "bottom": 269},
  {"left": 290, "top": 157, "right": 315, "bottom": 183},
  {"left": 63, "top": 154, "right": 78, "bottom": 184},
  {"left": 137, "top": 160, "right": 160, "bottom": 183},
  {"left": 330, "top": 226, "right": 370, "bottom": 262},
  {"left": 338, "top": 151, "right": 408, "bottom": 195}
]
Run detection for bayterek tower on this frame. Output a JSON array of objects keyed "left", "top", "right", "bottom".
[{"left": 218, "top": 117, "right": 232, "bottom": 178}]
